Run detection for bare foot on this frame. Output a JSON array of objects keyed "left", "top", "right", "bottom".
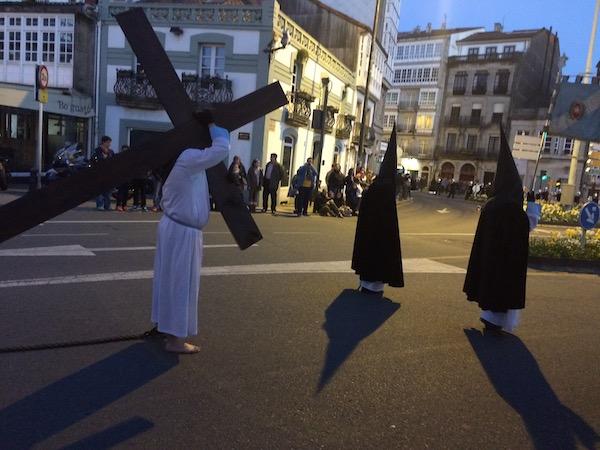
[{"left": 164, "top": 336, "right": 200, "bottom": 354}]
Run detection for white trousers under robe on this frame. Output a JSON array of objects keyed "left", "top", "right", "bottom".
[
  {"left": 481, "top": 309, "right": 521, "bottom": 332},
  {"left": 152, "top": 216, "right": 203, "bottom": 338}
]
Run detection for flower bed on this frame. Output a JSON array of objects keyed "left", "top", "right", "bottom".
[
  {"left": 529, "top": 228, "right": 600, "bottom": 260},
  {"left": 539, "top": 202, "right": 582, "bottom": 225}
]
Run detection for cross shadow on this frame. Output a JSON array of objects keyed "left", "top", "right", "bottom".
[
  {"left": 59, "top": 416, "right": 153, "bottom": 450},
  {"left": 0, "top": 342, "right": 178, "bottom": 449},
  {"left": 464, "top": 328, "right": 599, "bottom": 450},
  {"left": 317, "top": 289, "right": 400, "bottom": 393}
]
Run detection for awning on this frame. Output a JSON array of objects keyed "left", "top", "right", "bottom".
[{"left": 0, "top": 84, "right": 94, "bottom": 118}]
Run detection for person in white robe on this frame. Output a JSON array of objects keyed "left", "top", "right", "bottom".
[{"left": 151, "top": 123, "right": 229, "bottom": 353}]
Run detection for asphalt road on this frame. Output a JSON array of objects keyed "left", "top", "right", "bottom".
[{"left": 0, "top": 191, "right": 599, "bottom": 449}]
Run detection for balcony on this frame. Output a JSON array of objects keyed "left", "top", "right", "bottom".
[
  {"left": 448, "top": 51, "right": 524, "bottom": 66},
  {"left": 493, "top": 84, "right": 509, "bottom": 95},
  {"left": 472, "top": 85, "right": 487, "bottom": 95},
  {"left": 335, "top": 114, "right": 355, "bottom": 140},
  {"left": 401, "top": 145, "right": 431, "bottom": 159},
  {"left": 453, "top": 87, "right": 466, "bottom": 95},
  {"left": 435, "top": 145, "right": 499, "bottom": 160},
  {"left": 398, "top": 101, "right": 419, "bottom": 111},
  {"left": 444, "top": 116, "right": 482, "bottom": 127},
  {"left": 312, "top": 106, "right": 338, "bottom": 134},
  {"left": 114, "top": 70, "right": 233, "bottom": 110},
  {"left": 351, "top": 122, "right": 375, "bottom": 146},
  {"left": 285, "top": 91, "right": 315, "bottom": 128},
  {"left": 396, "top": 124, "right": 416, "bottom": 134},
  {"left": 114, "top": 70, "right": 161, "bottom": 110},
  {"left": 181, "top": 73, "right": 233, "bottom": 108}
]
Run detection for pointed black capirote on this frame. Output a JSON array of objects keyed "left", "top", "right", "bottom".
[
  {"left": 377, "top": 123, "right": 397, "bottom": 182},
  {"left": 492, "top": 125, "right": 524, "bottom": 203}
]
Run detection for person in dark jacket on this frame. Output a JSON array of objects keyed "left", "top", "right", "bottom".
[
  {"left": 463, "top": 126, "right": 529, "bottom": 333},
  {"left": 116, "top": 144, "right": 131, "bottom": 211},
  {"left": 262, "top": 153, "right": 285, "bottom": 214},
  {"left": 296, "top": 158, "right": 318, "bottom": 216},
  {"left": 352, "top": 125, "right": 404, "bottom": 296},
  {"left": 327, "top": 163, "right": 346, "bottom": 207},
  {"left": 247, "top": 159, "right": 263, "bottom": 213},
  {"left": 228, "top": 155, "right": 247, "bottom": 193},
  {"left": 91, "top": 135, "right": 114, "bottom": 211}
]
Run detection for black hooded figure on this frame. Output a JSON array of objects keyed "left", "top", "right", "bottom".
[
  {"left": 351, "top": 124, "right": 404, "bottom": 295},
  {"left": 463, "top": 125, "right": 529, "bottom": 332}
]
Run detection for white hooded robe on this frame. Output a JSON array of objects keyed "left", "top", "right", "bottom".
[{"left": 151, "top": 127, "right": 229, "bottom": 337}]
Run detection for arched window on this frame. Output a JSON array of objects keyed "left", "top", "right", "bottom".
[
  {"left": 281, "top": 136, "right": 294, "bottom": 187},
  {"left": 440, "top": 162, "right": 455, "bottom": 180},
  {"left": 459, "top": 163, "right": 476, "bottom": 183}
]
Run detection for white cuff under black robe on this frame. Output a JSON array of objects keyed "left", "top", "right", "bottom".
[{"left": 151, "top": 133, "right": 229, "bottom": 337}]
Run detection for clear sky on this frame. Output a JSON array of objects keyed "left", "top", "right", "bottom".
[{"left": 399, "top": 0, "right": 599, "bottom": 77}]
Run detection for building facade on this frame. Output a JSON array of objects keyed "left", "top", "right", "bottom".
[
  {"left": 0, "top": 2, "right": 96, "bottom": 174},
  {"left": 436, "top": 26, "right": 560, "bottom": 186},
  {"left": 386, "top": 26, "right": 482, "bottom": 184}
]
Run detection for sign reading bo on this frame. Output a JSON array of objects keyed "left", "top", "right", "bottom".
[{"left": 580, "top": 202, "right": 600, "bottom": 230}]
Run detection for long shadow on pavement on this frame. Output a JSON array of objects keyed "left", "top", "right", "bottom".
[
  {"left": 59, "top": 416, "right": 154, "bottom": 450},
  {"left": 318, "top": 289, "right": 400, "bottom": 393},
  {"left": 0, "top": 342, "right": 177, "bottom": 449},
  {"left": 464, "top": 328, "right": 599, "bottom": 450}
]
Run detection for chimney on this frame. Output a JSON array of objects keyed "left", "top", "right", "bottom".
[
  {"left": 494, "top": 22, "right": 503, "bottom": 32},
  {"left": 426, "top": 22, "right": 432, "bottom": 33}
]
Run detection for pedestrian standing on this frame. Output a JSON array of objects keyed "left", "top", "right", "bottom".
[
  {"left": 228, "top": 155, "right": 248, "bottom": 194},
  {"left": 152, "top": 123, "right": 230, "bottom": 353},
  {"left": 296, "top": 158, "right": 318, "bottom": 216},
  {"left": 91, "top": 136, "right": 114, "bottom": 211},
  {"left": 328, "top": 164, "right": 345, "bottom": 206},
  {"left": 116, "top": 144, "right": 130, "bottom": 211},
  {"left": 247, "top": 159, "right": 263, "bottom": 213},
  {"left": 262, "top": 153, "right": 284, "bottom": 214},
  {"left": 447, "top": 179, "right": 457, "bottom": 199}
]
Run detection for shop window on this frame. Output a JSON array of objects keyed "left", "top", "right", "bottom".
[
  {"left": 59, "top": 32, "right": 73, "bottom": 63},
  {"left": 200, "top": 44, "right": 225, "bottom": 77}
]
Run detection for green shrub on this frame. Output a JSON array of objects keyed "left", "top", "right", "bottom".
[{"left": 530, "top": 228, "right": 600, "bottom": 260}]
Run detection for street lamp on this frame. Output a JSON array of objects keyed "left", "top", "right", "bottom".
[{"left": 317, "top": 76, "right": 330, "bottom": 184}]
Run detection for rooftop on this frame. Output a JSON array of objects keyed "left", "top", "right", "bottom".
[
  {"left": 457, "top": 29, "right": 543, "bottom": 43},
  {"left": 397, "top": 27, "right": 482, "bottom": 40}
]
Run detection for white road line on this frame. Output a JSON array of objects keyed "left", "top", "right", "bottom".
[
  {"left": 0, "top": 259, "right": 465, "bottom": 289},
  {"left": 21, "top": 233, "right": 109, "bottom": 237},
  {"left": 89, "top": 244, "right": 252, "bottom": 252},
  {"left": 0, "top": 243, "right": 254, "bottom": 256},
  {"left": 46, "top": 220, "right": 160, "bottom": 224}
]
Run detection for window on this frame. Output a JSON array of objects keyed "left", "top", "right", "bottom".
[
  {"left": 449, "top": 105, "right": 461, "bottom": 122},
  {"left": 564, "top": 138, "right": 573, "bottom": 154},
  {"left": 467, "top": 47, "right": 479, "bottom": 60},
  {"left": 9, "top": 18, "right": 21, "bottom": 26},
  {"left": 399, "top": 114, "right": 414, "bottom": 132},
  {"left": 396, "top": 45, "right": 404, "bottom": 60},
  {"left": 453, "top": 72, "right": 467, "bottom": 94},
  {"left": 492, "top": 112, "right": 503, "bottom": 123},
  {"left": 200, "top": 45, "right": 225, "bottom": 77},
  {"left": 59, "top": 32, "right": 73, "bottom": 63},
  {"left": 395, "top": 67, "right": 438, "bottom": 84},
  {"left": 488, "top": 136, "right": 500, "bottom": 154},
  {"left": 466, "top": 134, "right": 478, "bottom": 151},
  {"left": 25, "top": 32, "right": 38, "bottom": 62},
  {"left": 494, "top": 70, "right": 510, "bottom": 94},
  {"left": 384, "top": 114, "right": 396, "bottom": 128},
  {"left": 485, "top": 46, "right": 497, "bottom": 58},
  {"left": 426, "top": 43, "right": 434, "bottom": 58},
  {"left": 418, "top": 90, "right": 436, "bottom": 107},
  {"left": 470, "top": 107, "right": 482, "bottom": 125},
  {"left": 43, "top": 18, "right": 56, "bottom": 27},
  {"left": 281, "top": 136, "right": 294, "bottom": 187},
  {"left": 25, "top": 18, "right": 39, "bottom": 27},
  {"left": 542, "top": 133, "right": 552, "bottom": 153},
  {"left": 386, "top": 92, "right": 399, "bottom": 104},
  {"left": 9, "top": 31, "right": 21, "bottom": 61},
  {"left": 447, "top": 133, "right": 457, "bottom": 150},
  {"left": 517, "top": 130, "right": 530, "bottom": 136},
  {"left": 416, "top": 113, "right": 434, "bottom": 131},
  {"left": 431, "top": 67, "right": 439, "bottom": 81},
  {"left": 59, "top": 17, "right": 74, "bottom": 28},
  {"left": 0, "top": 18, "right": 4, "bottom": 26},
  {"left": 0, "top": 32, "right": 4, "bottom": 62},
  {"left": 42, "top": 32, "right": 55, "bottom": 62},
  {"left": 503, "top": 45, "right": 516, "bottom": 54},
  {"left": 472, "top": 71, "right": 488, "bottom": 94},
  {"left": 393, "top": 69, "right": 402, "bottom": 83}
]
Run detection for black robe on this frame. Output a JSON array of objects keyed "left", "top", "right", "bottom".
[
  {"left": 463, "top": 197, "right": 529, "bottom": 312},
  {"left": 351, "top": 181, "right": 404, "bottom": 287}
]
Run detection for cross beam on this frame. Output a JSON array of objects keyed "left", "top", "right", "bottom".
[{"left": 0, "top": 8, "right": 287, "bottom": 249}]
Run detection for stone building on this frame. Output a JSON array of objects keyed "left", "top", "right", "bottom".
[
  {"left": 436, "top": 25, "right": 561, "bottom": 185},
  {"left": 0, "top": 1, "right": 96, "bottom": 174}
]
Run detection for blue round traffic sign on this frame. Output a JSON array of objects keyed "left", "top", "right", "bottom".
[{"left": 580, "top": 202, "right": 600, "bottom": 230}]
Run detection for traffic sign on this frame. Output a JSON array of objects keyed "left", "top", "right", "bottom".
[
  {"left": 38, "top": 65, "right": 48, "bottom": 89},
  {"left": 580, "top": 202, "right": 600, "bottom": 230},
  {"left": 35, "top": 64, "right": 48, "bottom": 104}
]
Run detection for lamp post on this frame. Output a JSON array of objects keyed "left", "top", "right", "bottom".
[{"left": 318, "top": 76, "right": 330, "bottom": 183}]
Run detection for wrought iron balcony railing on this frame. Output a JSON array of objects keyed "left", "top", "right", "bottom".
[
  {"left": 351, "top": 122, "right": 375, "bottom": 145},
  {"left": 285, "top": 91, "right": 314, "bottom": 128},
  {"left": 448, "top": 52, "right": 524, "bottom": 66},
  {"left": 312, "top": 105, "right": 338, "bottom": 134},
  {"left": 335, "top": 114, "right": 354, "bottom": 140},
  {"left": 114, "top": 70, "right": 233, "bottom": 109},
  {"left": 435, "top": 145, "right": 499, "bottom": 160}
]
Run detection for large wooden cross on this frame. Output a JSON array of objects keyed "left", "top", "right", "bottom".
[{"left": 0, "top": 8, "right": 287, "bottom": 249}]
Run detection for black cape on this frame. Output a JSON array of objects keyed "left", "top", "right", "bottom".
[
  {"left": 463, "top": 125, "right": 529, "bottom": 311},
  {"left": 351, "top": 126, "right": 404, "bottom": 287}
]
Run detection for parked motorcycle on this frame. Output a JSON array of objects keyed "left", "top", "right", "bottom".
[{"left": 44, "top": 143, "right": 91, "bottom": 184}]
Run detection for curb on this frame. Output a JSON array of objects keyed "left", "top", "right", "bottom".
[{"left": 528, "top": 256, "right": 600, "bottom": 275}]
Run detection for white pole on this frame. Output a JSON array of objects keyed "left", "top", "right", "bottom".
[
  {"left": 568, "top": 0, "right": 600, "bottom": 195},
  {"left": 36, "top": 102, "right": 43, "bottom": 189}
]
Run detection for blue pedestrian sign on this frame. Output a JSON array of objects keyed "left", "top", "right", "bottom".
[{"left": 580, "top": 202, "right": 600, "bottom": 230}]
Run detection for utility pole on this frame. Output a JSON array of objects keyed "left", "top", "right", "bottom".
[
  {"left": 566, "top": 0, "right": 600, "bottom": 203},
  {"left": 357, "top": 0, "right": 382, "bottom": 169}
]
